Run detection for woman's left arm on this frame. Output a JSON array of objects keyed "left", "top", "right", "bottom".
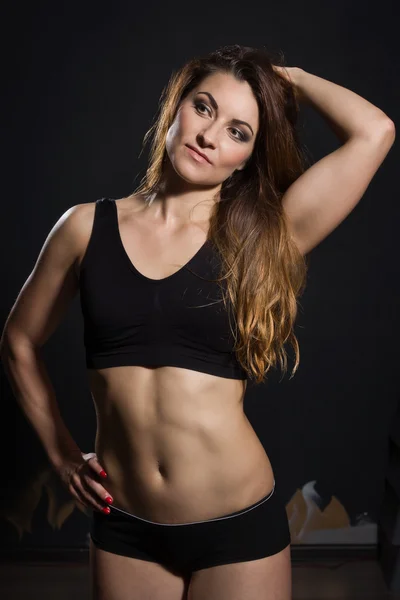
[{"left": 275, "top": 67, "right": 396, "bottom": 256}]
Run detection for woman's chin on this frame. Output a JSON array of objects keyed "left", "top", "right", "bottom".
[{"left": 171, "top": 162, "right": 214, "bottom": 186}]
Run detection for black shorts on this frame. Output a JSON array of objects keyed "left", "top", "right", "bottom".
[{"left": 90, "top": 480, "right": 291, "bottom": 576}]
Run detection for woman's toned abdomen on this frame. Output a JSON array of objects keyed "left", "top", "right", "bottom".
[{"left": 89, "top": 367, "right": 274, "bottom": 524}]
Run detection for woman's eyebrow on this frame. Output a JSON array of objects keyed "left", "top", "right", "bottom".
[{"left": 196, "top": 91, "right": 254, "bottom": 136}]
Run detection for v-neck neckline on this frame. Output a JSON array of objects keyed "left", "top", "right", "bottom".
[{"left": 111, "top": 198, "right": 210, "bottom": 284}]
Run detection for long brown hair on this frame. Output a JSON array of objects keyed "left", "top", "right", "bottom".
[{"left": 132, "top": 44, "right": 311, "bottom": 384}]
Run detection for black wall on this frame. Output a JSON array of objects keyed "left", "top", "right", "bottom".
[{"left": 1, "top": 1, "right": 398, "bottom": 551}]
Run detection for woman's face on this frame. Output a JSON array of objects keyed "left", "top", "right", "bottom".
[{"left": 165, "top": 72, "right": 259, "bottom": 186}]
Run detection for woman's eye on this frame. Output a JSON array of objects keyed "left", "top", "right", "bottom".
[
  {"left": 193, "top": 102, "right": 246, "bottom": 142},
  {"left": 194, "top": 102, "right": 209, "bottom": 115},
  {"left": 230, "top": 128, "right": 245, "bottom": 141}
]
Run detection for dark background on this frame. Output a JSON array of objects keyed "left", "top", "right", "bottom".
[{"left": 1, "top": 0, "right": 398, "bottom": 550}]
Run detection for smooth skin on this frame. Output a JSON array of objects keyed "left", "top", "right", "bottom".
[{"left": 90, "top": 543, "right": 291, "bottom": 600}]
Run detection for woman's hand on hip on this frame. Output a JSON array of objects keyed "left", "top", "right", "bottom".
[{"left": 56, "top": 451, "right": 113, "bottom": 514}]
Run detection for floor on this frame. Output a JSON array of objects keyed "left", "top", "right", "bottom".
[{"left": 0, "top": 559, "right": 399, "bottom": 599}]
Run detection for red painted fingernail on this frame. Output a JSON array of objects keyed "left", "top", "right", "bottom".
[
  {"left": 102, "top": 506, "right": 111, "bottom": 514},
  {"left": 99, "top": 470, "right": 107, "bottom": 478},
  {"left": 105, "top": 496, "right": 113, "bottom": 504}
]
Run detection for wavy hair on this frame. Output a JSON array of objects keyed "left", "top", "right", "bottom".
[{"left": 131, "top": 44, "right": 311, "bottom": 384}]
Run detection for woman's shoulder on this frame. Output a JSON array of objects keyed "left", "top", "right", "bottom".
[
  {"left": 72, "top": 193, "right": 144, "bottom": 229},
  {"left": 60, "top": 202, "right": 97, "bottom": 279},
  {"left": 115, "top": 193, "right": 147, "bottom": 213},
  {"left": 71, "top": 195, "right": 146, "bottom": 276}
]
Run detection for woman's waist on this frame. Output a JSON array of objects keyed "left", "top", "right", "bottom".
[{"left": 94, "top": 420, "right": 274, "bottom": 522}]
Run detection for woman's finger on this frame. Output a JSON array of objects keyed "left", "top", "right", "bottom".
[
  {"left": 81, "top": 471, "right": 113, "bottom": 507},
  {"left": 71, "top": 473, "right": 110, "bottom": 513},
  {"left": 272, "top": 65, "right": 292, "bottom": 84},
  {"left": 82, "top": 452, "right": 97, "bottom": 462},
  {"left": 68, "top": 481, "right": 95, "bottom": 509},
  {"left": 82, "top": 452, "right": 108, "bottom": 479}
]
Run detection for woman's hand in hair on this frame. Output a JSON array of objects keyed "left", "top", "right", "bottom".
[{"left": 272, "top": 65, "right": 305, "bottom": 102}]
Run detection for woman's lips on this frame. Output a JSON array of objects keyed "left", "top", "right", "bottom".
[{"left": 185, "top": 145, "right": 212, "bottom": 165}]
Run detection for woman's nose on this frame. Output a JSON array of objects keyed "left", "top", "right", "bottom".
[{"left": 197, "top": 125, "right": 218, "bottom": 147}]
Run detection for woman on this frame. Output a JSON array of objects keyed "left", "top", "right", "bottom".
[{"left": 0, "top": 45, "right": 395, "bottom": 600}]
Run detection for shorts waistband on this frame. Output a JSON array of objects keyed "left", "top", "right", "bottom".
[{"left": 109, "top": 479, "right": 276, "bottom": 527}]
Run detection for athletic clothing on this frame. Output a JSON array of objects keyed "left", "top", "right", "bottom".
[
  {"left": 82, "top": 198, "right": 292, "bottom": 571},
  {"left": 90, "top": 480, "right": 291, "bottom": 574},
  {"left": 78, "top": 198, "right": 247, "bottom": 380}
]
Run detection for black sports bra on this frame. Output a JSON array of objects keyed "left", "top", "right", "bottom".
[{"left": 78, "top": 198, "right": 247, "bottom": 380}]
